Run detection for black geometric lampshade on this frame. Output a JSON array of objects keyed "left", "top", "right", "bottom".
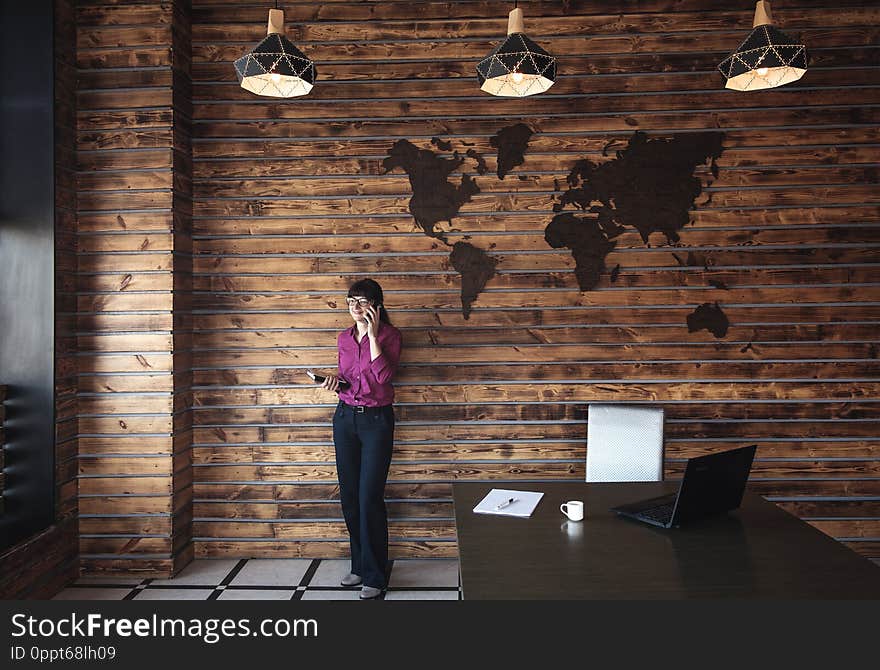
[
  {"left": 719, "top": 1, "right": 807, "bottom": 91},
  {"left": 235, "top": 9, "right": 316, "bottom": 98},
  {"left": 477, "top": 8, "right": 557, "bottom": 97}
]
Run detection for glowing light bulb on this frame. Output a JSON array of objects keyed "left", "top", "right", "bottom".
[
  {"left": 511, "top": 71, "right": 524, "bottom": 84},
  {"left": 756, "top": 67, "right": 769, "bottom": 76},
  {"left": 270, "top": 72, "right": 281, "bottom": 82}
]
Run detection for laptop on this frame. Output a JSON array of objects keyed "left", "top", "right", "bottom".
[{"left": 610, "top": 444, "right": 757, "bottom": 528}]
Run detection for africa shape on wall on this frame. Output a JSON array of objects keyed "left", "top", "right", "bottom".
[{"left": 383, "top": 126, "right": 730, "bottom": 336}]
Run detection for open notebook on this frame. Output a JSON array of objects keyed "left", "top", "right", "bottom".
[{"left": 473, "top": 488, "right": 544, "bottom": 518}]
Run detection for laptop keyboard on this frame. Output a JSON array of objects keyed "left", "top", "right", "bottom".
[{"left": 638, "top": 502, "right": 676, "bottom": 524}]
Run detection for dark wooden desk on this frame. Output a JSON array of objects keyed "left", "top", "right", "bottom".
[{"left": 453, "top": 482, "right": 880, "bottom": 599}]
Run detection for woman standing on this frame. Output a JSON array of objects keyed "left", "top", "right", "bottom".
[{"left": 321, "top": 279, "right": 402, "bottom": 599}]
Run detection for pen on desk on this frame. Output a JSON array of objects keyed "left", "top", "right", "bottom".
[{"left": 495, "top": 497, "right": 517, "bottom": 510}]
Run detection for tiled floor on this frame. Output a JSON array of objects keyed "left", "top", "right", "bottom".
[{"left": 53, "top": 559, "right": 461, "bottom": 601}]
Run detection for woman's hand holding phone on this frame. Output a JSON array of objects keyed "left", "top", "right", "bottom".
[
  {"left": 307, "top": 369, "right": 349, "bottom": 393},
  {"left": 321, "top": 374, "right": 341, "bottom": 393}
]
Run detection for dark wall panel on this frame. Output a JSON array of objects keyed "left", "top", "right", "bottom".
[
  {"left": 0, "top": 0, "right": 79, "bottom": 599},
  {"left": 0, "top": 0, "right": 56, "bottom": 552}
]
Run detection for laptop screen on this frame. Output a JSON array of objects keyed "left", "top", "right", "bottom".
[{"left": 673, "top": 445, "right": 757, "bottom": 524}]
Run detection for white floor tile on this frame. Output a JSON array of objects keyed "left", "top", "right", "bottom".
[
  {"left": 218, "top": 589, "right": 296, "bottom": 600},
  {"left": 388, "top": 559, "right": 460, "bottom": 588},
  {"left": 133, "top": 589, "right": 214, "bottom": 600},
  {"left": 150, "top": 559, "right": 239, "bottom": 586},
  {"left": 229, "top": 559, "right": 311, "bottom": 587},
  {"left": 308, "top": 559, "right": 353, "bottom": 587},
  {"left": 384, "top": 590, "right": 460, "bottom": 601},
  {"left": 52, "top": 588, "right": 132, "bottom": 601}
]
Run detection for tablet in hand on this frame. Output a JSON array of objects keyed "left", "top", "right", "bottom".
[{"left": 306, "top": 370, "right": 350, "bottom": 390}]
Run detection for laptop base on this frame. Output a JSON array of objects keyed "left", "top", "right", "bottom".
[{"left": 611, "top": 493, "right": 677, "bottom": 528}]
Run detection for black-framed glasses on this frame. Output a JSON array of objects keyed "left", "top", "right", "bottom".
[{"left": 346, "top": 297, "right": 372, "bottom": 308}]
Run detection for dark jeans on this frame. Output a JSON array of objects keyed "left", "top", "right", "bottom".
[{"left": 332, "top": 402, "right": 395, "bottom": 589}]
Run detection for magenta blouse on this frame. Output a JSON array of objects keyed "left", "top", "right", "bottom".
[{"left": 337, "top": 322, "right": 403, "bottom": 407}]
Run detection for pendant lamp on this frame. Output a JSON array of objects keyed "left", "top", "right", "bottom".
[
  {"left": 718, "top": 1, "right": 807, "bottom": 91},
  {"left": 477, "top": 4, "right": 557, "bottom": 97},
  {"left": 234, "top": 6, "right": 316, "bottom": 98}
]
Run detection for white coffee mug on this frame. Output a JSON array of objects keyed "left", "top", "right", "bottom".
[{"left": 560, "top": 500, "right": 584, "bottom": 521}]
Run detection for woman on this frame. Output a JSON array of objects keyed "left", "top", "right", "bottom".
[{"left": 321, "top": 279, "right": 402, "bottom": 599}]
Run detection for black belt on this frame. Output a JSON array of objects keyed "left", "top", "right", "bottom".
[{"left": 338, "top": 401, "right": 391, "bottom": 415}]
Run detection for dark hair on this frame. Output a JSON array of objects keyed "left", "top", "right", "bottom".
[{"left": 348, "top": 278, "right": 391, "bottom": 324}]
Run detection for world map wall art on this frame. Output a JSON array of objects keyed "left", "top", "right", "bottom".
[{"left": 382, "top": 126, "right": 730, "bottom": 338}]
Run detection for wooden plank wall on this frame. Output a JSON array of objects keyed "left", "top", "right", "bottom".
[
  {"left": 72, "top": 0, "right": 880, "bottom": 571},
  {"left": 0, "top": 0, "right": 80, "bottom": 599},
  {"left": 75, "top": 0, "right": 193, "bottom": 576}
]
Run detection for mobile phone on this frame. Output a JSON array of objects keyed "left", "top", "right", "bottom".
[{"left": 306, "top": 369, "right": 350, "bottom": 390}]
